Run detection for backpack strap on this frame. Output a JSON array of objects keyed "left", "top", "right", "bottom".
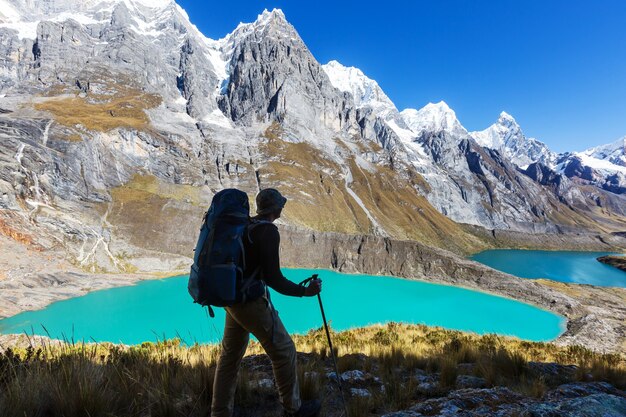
[
  {"left": 247, "top": 219, "right": 273, "bottom": 244},
  {"left": 239, "top": 219, "right": 272, "bottom": 303},
  {"left": 239, "top": 266, "right": 262, "bottom": 303},
  {"left": 198, "top": 216, "right": 216, "bottom": 267}
]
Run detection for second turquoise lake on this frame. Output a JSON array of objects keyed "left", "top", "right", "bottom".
[{"left": 471, "top": 250, "right": 626, "bottom": 287}]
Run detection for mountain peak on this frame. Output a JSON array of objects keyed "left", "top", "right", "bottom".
[
  {"left": 470, "top": 112, "right": 555, "bottom": 168},
  {"left": 226, "top": 7, "right": 294, "bottom": 46},
  {"left": 424, "top": 101, "right": 453, "bottom": 113},
  {"left": 498, "top": 111, "right": 516, "bottom": 122},
  {"left": 246, "top": 8, "right": 287, "bottom": 28},
  {"left": 322, "top": 59, "right": 394, "bottom": 110},
  {"left": 400, "top": 101, "right": 467, "bottom": 137},
  {"left": 325, "top": 60, "right": 349, "bottom": 70}
]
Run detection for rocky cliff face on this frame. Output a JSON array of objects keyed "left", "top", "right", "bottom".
[{"left": 0, "top": 1, "right": 625, "bottom": 274}]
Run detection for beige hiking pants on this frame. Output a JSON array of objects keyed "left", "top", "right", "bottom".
[{"left": 211, "top": 297, "right": 301, "bottom": 417}]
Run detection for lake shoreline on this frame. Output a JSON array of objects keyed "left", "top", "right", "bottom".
[
  {"left": 597, "top": 255, "right": 626, "bottom": 273},
  {"left": 1, "top": 229, "right": 625, "bottom": 353}
]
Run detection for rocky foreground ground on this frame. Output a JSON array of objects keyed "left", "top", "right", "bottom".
[
  {"left": 246, "top": 354, "right": 626, "bottom": 417},
  {"left": 2, "top": 324, "right": 624, "bottom": 417}
]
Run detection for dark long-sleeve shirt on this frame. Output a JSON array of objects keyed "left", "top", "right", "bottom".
[{"left": 243, "top": 220, "right": 305, "bottom": 298}]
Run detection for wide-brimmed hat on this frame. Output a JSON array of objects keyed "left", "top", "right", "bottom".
[{"left": 256, "top": 188, "right": 287, "bottom": 215}]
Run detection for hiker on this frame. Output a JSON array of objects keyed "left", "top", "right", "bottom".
[{"left": 211, "top": 188, "right": 323, "bottom": 417}]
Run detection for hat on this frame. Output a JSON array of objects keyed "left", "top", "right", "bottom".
[{"left": 256, "top": 188, "right": 287, "bottom": 215}]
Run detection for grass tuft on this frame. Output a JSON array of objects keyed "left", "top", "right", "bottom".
[{"left": 1, "top": 324, "right": 624, "bottom": 416}]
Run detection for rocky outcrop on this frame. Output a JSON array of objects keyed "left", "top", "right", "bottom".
[
  {"left": 597, "top": 255, "right": 626, "bottom": 273},
  {"left": 384, "top": 383, "right": 626, "bottom": 417},
  {"left": 218, "top": 10, "right": 357, "bottom": 138},
  {"left": 558, "top": 154, "right": 626, "bottom": 196},
  {"left": 562, "top": 156, "right": 601, "bottom": 182},
  {"left": 524, "top": 162, "right": 564, "bottom": 188}
]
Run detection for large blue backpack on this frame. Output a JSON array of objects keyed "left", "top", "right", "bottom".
[{"left": 188, "top": 189, "right": 259, "bottom": 317}]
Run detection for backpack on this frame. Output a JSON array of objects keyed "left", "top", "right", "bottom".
[{"left": 188, "top": 188, "right": 260, "bottom": 317}]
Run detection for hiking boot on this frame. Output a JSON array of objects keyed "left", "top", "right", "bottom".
[{"left": 284, "top": 399, "right": 321, "bottom": 417}]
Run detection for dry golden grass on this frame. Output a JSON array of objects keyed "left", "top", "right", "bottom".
[
  {"left": 346, "top": 158, "right": 484, "bottom": 253},
  {"left": 104, "top": 174, "right": 209, "bottom": 255},
  {"left": 1, "top": 323, "right": 623, "bottom": 417},
  {"left": 58, "top": 132, "right": 83, "bottom": 142},
  {"left": 34, "top": 92, "right": 161, "bottom": 132},
  {"left": 110, "top": 174, "right": 203, "bottom": 206},
  {"left": 286, "top": 324, "right": 624, "bottom": 373},
  {"left": 34, "top": 72, "right": 161, "bottom": 133},
  {"left": 535, "top": 279, "right": 585, "bottom": 298}
]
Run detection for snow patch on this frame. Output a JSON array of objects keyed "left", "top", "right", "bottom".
[
  {"left": 582, "top": 136, "right": 626, "bottom": 167},
  {"left": 128, "top": 0, "right": 173, "bottom": 9},
  {"left": 172, "top": 110, "right": 195, "bottom": 124},
  {"left": 203, "top": 109, "right": 233, "bottom": 130},
  {"left": 386, "top": 119, "right": 415, "bottom": 143},
  {"left": 575, "top": 152, "right": 626, "bottom": 174},
  {"left": 0, "top": 21, "right": 39, "bottom": 39},
  {"left": 0, "top": 0, "right": 21, "bottom": 23},
  {"left": 53, "top": 12, "right": 103, "bottom": 26},
  {"left": 42, "top": 120, "right": 52, "bottom": 147},
  {"left": 354, "top": 155, "right": 376, "bottom": 173}
]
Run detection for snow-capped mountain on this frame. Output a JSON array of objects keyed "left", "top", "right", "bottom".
[
  {"left": 582, "top": 136, "right": 626, "bottom": 169},
  {"left": 553, "top": 136, "right": 626, "bottom": 194},
  {"left": 470, "top": 112, "right": 555, "bottom": 169},
  {"left": 468, "top": 111, "right": 625, "bottom": 194},
  {"left": 322, "top": 60, "right": 395, "bottom": 111},
  {"left": 400, "top": 102, "right": 468, "bottom": 138},
  {"left": 0, "top": 1, "right": 625, "bottom": 272},
  {"left": 321, "top": 59, "right": 417, "bottom": 147}
]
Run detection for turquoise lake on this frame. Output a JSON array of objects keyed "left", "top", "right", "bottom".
[
  {"left": 471, "top": 250, "right": 626, "bottom": 288},
  {"left": 0, "top": 269, "right": 564, "bottom": 345}
]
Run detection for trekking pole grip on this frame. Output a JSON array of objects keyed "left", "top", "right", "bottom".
[{"left": 298, "top": 273, "right": 319, "bottom": 287}]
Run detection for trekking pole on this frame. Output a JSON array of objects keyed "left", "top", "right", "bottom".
[{"left": 300, "top": 274, "right": 349, "bottom": 417}]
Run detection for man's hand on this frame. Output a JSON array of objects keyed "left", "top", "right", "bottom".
[{"left": 304, "top": 278, "right": 322, "bottom": 297}]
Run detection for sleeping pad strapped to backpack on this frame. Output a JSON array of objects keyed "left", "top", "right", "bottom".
[{"left": 188, "top": 188, "right": 258, "bottom": 317}]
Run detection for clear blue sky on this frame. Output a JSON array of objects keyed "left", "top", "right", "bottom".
[{"left": 176, "top": 0, "right": 626, "bottom": 152}]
